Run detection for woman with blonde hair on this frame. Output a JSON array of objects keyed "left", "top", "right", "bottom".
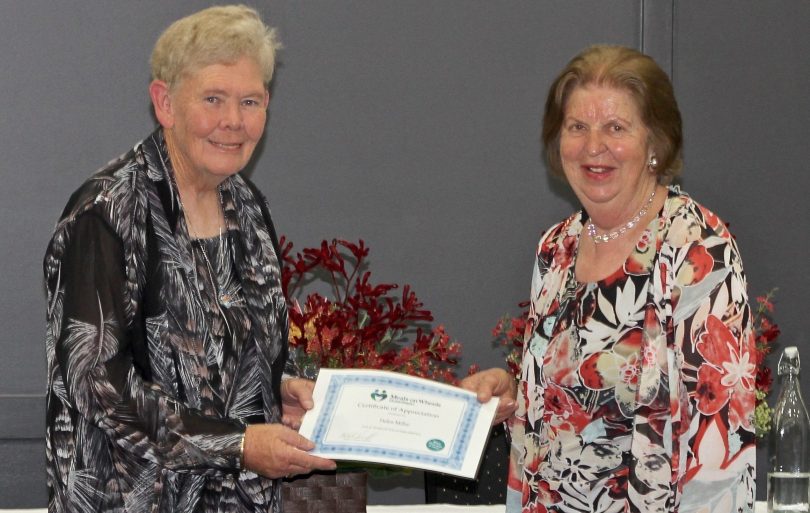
[{"left": 44, "top": 6, "right": 335, "bottom": 512}]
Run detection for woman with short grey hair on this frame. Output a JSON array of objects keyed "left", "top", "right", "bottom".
[{"left": 44, "top": 6, "right": 335, "bottom": 512}]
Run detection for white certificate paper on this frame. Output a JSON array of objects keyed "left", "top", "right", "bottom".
[{"left": 298, "top": 368, "right": 498, "bottom": 479}]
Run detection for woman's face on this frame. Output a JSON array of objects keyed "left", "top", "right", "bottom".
[
  {"left": 559, "top": 85, "right": 655, "bottom": 220},
  {"left": 163, "top": 56, "right": 269, "bottom": 186}
]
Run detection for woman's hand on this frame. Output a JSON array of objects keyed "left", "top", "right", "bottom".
[
  {"left": 280, "top": 378, "right": 315, "bottom": 430},
  {"left": 242, "top": 423, "right": 336, "bottom": 479},
  {"left": 460, "top": 368, "right": 518, "bottom": 424}
]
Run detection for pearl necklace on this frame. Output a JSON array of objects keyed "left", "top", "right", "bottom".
[{"left": 586, "top": 189, "right": 656, "bottom": 244}]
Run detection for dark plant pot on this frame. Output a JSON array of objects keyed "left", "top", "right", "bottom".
[{"left": 282, "top": 470, "right": 368, "bottom": 513}]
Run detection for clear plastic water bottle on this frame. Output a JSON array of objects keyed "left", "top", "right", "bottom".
[{"left": 769, "top": 346, "right": 810, "bottom": 513}]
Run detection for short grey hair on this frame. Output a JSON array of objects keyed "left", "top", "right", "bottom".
[{"left": 150, "top": 4, "right": 281, "bottom": 89}]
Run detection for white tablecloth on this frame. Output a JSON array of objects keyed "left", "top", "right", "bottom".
[{"left": 369, "top": 507, "right": 503, "bottom": 513}]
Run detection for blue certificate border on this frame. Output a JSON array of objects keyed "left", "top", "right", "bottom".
[{"left": 310, "top": 374, "right": 481, "bottom": 470}]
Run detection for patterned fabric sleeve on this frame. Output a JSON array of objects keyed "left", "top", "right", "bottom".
[
  {"left": 55, "top": 211, "right": 245, "bottom": 474},
  {"left": 505, "top": 222, "right": 565, "bottom": 511},
  {"left": 504, "top": 256, "right": 539, "bottom": 510},
  {"left": 239, "top": 176, "right": 295, "bottom": 382},
  {"left": 669, "top": 206, "right": 756, "bottom": 512}
]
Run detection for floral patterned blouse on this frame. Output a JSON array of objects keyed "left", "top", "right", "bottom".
[{"left": 506, "top": 186, "right": 756, "bottom": 513}]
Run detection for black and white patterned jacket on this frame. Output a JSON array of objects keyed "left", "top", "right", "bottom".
[{"left": 44, "top": 129, "right": 289, "bottom": 512}]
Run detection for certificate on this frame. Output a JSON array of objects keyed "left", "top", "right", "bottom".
[{"left": 298, "top": 368, "right": 498, "bottom": 479}]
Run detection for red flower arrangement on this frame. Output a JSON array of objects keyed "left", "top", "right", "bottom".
[
  {"left": 492, "top": 289, "right": 780, "bottom": 439},
  {"left": 280, "top": 237, "right": 462, "bottom": 384},
  {"left": 752, "top": 289, "right": 781, "bottom": 438},
  {"left": 491, "top": 301, "right": 530, "bottom": 379}
]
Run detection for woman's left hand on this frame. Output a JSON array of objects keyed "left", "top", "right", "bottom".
[
  {"left": 460, "top": 368, "right": 518, "bottom": 425},
  {"left": 280, "top": 378, "right": 315, "bottom": 430}
]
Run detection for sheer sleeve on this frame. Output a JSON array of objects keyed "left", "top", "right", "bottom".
[
  {"left": 55, "top": 212, "right": 245, "bottom": 475},
  {"left": 673, "top": 228, "right": 756, "bottom": 511},
  {"left": 506, "top": 222, "right": 565, "bottom": 511}
]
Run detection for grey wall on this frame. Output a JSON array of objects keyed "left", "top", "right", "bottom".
[{"left": 1, "top": 0, "right": 808, "bottom": 507}]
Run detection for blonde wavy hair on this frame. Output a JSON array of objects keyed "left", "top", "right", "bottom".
[{"left": 150, "top": 4, "right": 281, "bottom": 89}]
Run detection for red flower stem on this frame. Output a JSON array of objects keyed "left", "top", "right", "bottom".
[{"left": 329, "top": 269, "right": 343, "bottom": 304}]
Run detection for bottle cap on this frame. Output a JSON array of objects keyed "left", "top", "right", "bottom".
[{"left": 779, "top": 346, "right": 801, "bottom": 376}]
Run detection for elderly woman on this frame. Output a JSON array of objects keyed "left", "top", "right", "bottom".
[
  {"left": 43, "top": 6, "right": 335, "bottom": 513},
  {"left": 464, "top": 45, "right": 755, "bottom": 512}
]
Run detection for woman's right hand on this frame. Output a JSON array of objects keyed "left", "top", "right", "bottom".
[
  {"left": 242, "top": 423, "right": 337, "bottom": 479},
  {"left": 460, "top": 367, "right": 518, "bottom": 424}
]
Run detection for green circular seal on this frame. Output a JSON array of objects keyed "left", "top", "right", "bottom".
[{"left": 426, "top": 439, "right": 445, "bottom": 451}]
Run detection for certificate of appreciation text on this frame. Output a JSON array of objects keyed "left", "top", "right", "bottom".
[{"left": 298, "top": 368, "right": 498, "bottom": 479}]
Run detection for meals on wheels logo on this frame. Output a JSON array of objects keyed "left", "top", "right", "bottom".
[
  {"left": 426, "top": 439, "right": 445, "bottom": 451},
  {"left": 370, "top": 389, "right": 388, "bottom": 401}
]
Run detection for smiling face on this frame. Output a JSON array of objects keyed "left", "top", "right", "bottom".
[
  {"left": 560, "top": 84, "right": 656, "bottom": 225},
  {"left": 154, "top": 56, "right": 269, "bottom": 189}
]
